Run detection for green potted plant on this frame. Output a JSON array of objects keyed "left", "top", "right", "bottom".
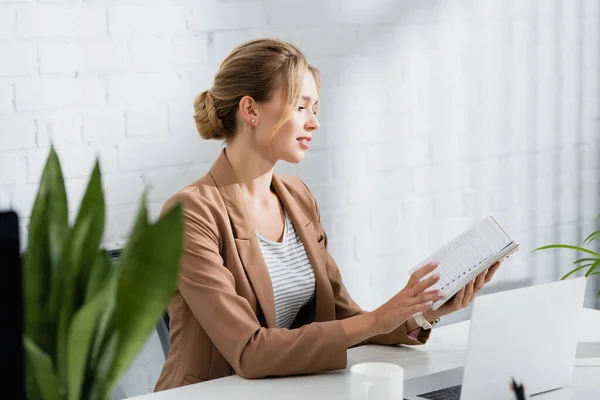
[
  {"left": 23, "top": 147, "right": 184, "bottom": 400},
  {"left": 532, "top": 214, "right": 600, "bottom": 297}
]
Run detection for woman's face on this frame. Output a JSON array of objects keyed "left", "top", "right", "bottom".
[{"left": 253, "top": 71, "right": 320, "bottom": 164}]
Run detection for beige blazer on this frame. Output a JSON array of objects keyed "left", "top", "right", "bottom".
[{"left": 154, "top": 149, "right": 429, "bottom": 391}]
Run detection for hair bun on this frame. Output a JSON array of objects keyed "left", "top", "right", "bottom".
[{"left": 193, "top": 90, "right": 227, "bottom": 140}]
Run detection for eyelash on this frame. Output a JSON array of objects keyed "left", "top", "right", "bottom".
[{"left": 298, "top": 106, "right": 318, "bottom": 115}]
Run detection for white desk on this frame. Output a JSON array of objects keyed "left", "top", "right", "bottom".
[{"left": 131, "top": 308, "right": 600, "bottom": 399}]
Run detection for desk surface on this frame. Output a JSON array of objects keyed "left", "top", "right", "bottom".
[{"left": 131, "top": 308, "right": 600, "bottom": 400}]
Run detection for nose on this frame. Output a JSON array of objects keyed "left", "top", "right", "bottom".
[{"left": 305, "top": 111, "right": 320, "bottom": 132}]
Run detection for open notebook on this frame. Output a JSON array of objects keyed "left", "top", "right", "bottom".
[{"left": 409, "top": 216, "right": 520, "bottom": 311}]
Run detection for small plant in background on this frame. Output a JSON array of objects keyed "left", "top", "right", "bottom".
[
  {"left": 23, "top": 147, "right": 184, "bottom": 400},
  {"left": 532, "top": 214, "right": 600, "bottom": 297}
]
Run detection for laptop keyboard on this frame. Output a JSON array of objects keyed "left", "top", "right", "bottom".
[{"left": 416, "top": 385, "right": 462, "bottom": 400}]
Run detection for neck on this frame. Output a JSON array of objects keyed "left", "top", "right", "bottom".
[{"left": 224, "top": 140, "right": 276, "bottom": 200}]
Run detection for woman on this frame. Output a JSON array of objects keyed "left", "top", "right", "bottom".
[{"left": 154, "top": 38, "right": 500, "bottom": 391}]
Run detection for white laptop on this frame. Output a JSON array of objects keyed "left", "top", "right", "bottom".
[{"left": 404, "top": 277, "right": 587, "bottom": 400}]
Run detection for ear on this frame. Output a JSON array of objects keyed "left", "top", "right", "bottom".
[{"left": 239, "top": 96, "right": 258, "bottom": 126}]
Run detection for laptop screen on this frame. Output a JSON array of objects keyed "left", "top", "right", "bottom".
[{"left": 0, "top": 211, "right": 25, "bottom": 400}]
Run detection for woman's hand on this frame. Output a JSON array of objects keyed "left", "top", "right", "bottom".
[
  {"left": 424, "top": 261, "right": 502, "bottom": 321},
  {"left": 372, "top": 262, "right": 445, "bottom": 335}
]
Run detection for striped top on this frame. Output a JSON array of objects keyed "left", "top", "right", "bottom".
[{"left": 257, "top": 210, "right": 316, "bottom": 329}]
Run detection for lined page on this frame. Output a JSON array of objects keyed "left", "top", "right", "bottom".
[{"left": 411, "top": 217, "right": 513, "bottom": 292}]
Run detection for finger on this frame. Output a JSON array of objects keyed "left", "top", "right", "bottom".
[
  {"left": 454, "top": 286, "right": 466, "bottom": 306},
  {"left": 474, "top": 270, "right": 486, "bottom": 293},
  {"left": 412, "top": 273, "right": 441, "bottom": 295},
  {"left": 414, "top": 290, "right": 445, "bottom": 305},
  {"left": 462, "top": 280, "right": 475, "bottom": 308},
  {"left": 421, "top": 289, "right": 442, "bottom": 297},
  {"left": 408, "top": 261, "right": 439, "bottom": 286},
  {"left": 484, "top": 261, "right": 501, "bottom": 284}
]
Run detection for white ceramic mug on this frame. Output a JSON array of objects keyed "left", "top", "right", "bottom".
[{"left": 350, "top": 362, "right": 404, "bottom": 400}]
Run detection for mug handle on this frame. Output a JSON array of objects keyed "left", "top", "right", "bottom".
[{"left": 361, "top": 382, "right": 372, "bottom": 400}]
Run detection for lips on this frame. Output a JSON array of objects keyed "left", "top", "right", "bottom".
[{"left": 297, "top": 136, "right": 311, "bottom": 149}]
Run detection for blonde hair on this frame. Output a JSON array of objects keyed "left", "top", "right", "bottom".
[{"left": 193, "top": 38, "right": 320, "bottom": 142}]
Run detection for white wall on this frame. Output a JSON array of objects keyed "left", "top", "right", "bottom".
[{"left": 0, "top": 0, "right": 598, "bottom": 310}]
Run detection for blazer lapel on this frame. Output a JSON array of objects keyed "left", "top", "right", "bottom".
[
  {"left": 271, "top": 174, "right": 336, "bottom": 323},
  {"left": 208, "top": 149, "right": 277, "bottom": 328},
  {"left": 209, "top": 148, "right": 336, "bottom": 327}
]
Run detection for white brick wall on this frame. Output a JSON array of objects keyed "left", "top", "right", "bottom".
[
  {"left": 0, "top": 0, "right": 598, "bottom": 311},
  {"left": 17, "top": 5, "right": 106, "bottom": 38}
]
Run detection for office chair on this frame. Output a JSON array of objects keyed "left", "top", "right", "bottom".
[{"left": 110, "top": 315, "right": 170, "bottom": 400}]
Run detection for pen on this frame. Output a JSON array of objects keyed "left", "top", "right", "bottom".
[{"left": 510, "top": 377, "right": 526, "bottom": 400}]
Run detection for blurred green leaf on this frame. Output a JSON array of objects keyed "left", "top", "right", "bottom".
[
  {"left": 87, "top": 255, "right": 119, "bottom": 394},
  {"left": 67, "top": 276, "right": 115, "bottom": 400},
  {"left": 71, "top": 162, "right": 105, "bottom": 303},
  {"left": 55, "top": 214, "right": 96, "bottom": 384},
  {"left": 90, "top": 196, "right": 149, "bottom": 398},
  {"left": 584, "top": 259, "right": 600, "bottom": 277},
  {"left": 85, "top": 250, "right": 113, "bottom": 303},
  {"left": 100, "top": 201, "right": 183, "bottom": 399},
  {"left": 54, "top": 162, "right": 105, "bottom": 386},
  {"left": 531, "top": 244, "right": 600, "bottom": 258},
  {"left": 573, "top": 257, "right": 597, "bottom": 265},
  {"left": 25, "top": 147, "right": 66, "bottom": 354},
  {"left": 46, "top": 148, "right": 69, "bottom": 273},
  {"left": 110, "top": 193, "right": 149, "bottom": 272},
  {"left": 24, "top": 336, "right": 62, "bottom": 400},
  {"left": 561, "top": 263, "right": 595, "bottom": 280},
  {"left": 88, "top": 333, "right": 118, "bottom": 400},
  {"left": 26, "top": 358, "right": 44, "bottom": 400},
  {"left": 583, "top": 230, "right": 600, "bottom": 245},
  {"left": 88, "top": 291, "right": 116, "bottom": 373},
  {"left": 24, "top": 149, "right": 184, "bottom": 400}
]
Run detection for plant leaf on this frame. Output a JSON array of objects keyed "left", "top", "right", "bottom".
[
  {"left": 531, "top": 244, "right": 600, "bottom": 258},
  {"left": 83, "top": 250, "right": 117, "bottom": 398},
  {"left": 561, "top": 263, "right": 595, "bottom": 280},
  {"left": 89, "top": 288, "right": 117, "bottom": 371},
  {"left": 573, "top": 257, "right": 597, "bottom": 265},
  {"left": 88, "top": 333, "right": 118, "bottom": 400},
  {"left": 86, "top": 249, "right": 113, "bottom": 303},
  {"left": 45, "top": 147, "right": 69, "bottom": 273},
  {"left": 66, "top": 275, "right": 115, "bottom": 400},
  {"left": 583, "top": 230, "right": 600, "bottom": 245},
  {"left": 53, "top": 162, "right": 105, "bottom": 385},
  {"left": 71, "top": 161, "right": 105, "bottom": 304},
  {"left": 585, "top": 259, "right": 600, "bottom": 277},
  {"left": 55, "top": 213, "right": 95, "bottom": 385},
  {"left": 50, "top": 160, "right": 105, "bottom": 330},
  {"left": 99, "top": 200, "right": 183, "bottom": 399},
  {"left": 110, "top": 193, "right": 150, "bottom": 271},
  {"left": 23, "top": 336, "right": 62, "bottom": 400},
  {"left": 26, "top": 357, "right": 44, "bottom": 400},
  {"left": 25, "top": 147, "right": 66, "bottom": 354},
  {"left": 91, "top": 195, "right": 149, "bottom": 398}
]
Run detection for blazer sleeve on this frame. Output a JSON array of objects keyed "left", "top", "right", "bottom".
[
  {"left": 165, "top": 191, "right": 348, "bottom": 379},
  {"left": 296, "top": 178, "right": 430, "bottom": 346}
]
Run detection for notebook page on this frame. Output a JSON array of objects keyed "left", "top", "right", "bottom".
[{"left": 412, "top": 217, "right": 513, "bottom": 292}]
